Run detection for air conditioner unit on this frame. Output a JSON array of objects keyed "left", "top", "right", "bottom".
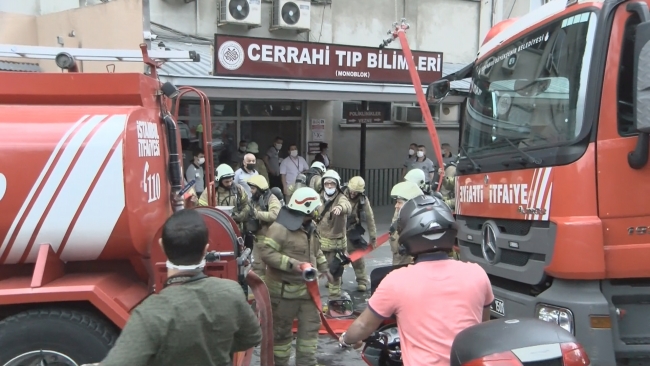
[
  {"left": 392, "top": 105, "right": 423, "bottom": 123},
  {"left": 219, "top": 0, "right": 262, "bottom": 27},
  {"left": 271, "top": 0, "right": 311, "bottom": 31},
  {"left": 440, "top": 104, "right": 460, "bottom": 123}
]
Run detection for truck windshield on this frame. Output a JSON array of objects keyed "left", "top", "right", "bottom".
[{"left": 462, "top": 11, "right": 597, "bottom": 156}]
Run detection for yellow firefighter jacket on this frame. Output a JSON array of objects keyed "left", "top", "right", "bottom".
[
  {"left": 197, "top": 183, "right": 250, "bottom": 223},
  {"left": 251, "top": 193, "right": 281, "bottom": 237},
  {"left": 316, "top": 191, "right": 351, "bottom": 251},
  {"left": 390, "top": 208, "right": 414, "bottom": 266},
  {"left": 260, "top": 221, "right": 329, "bottom": 299},
  {"left": 345, "top": 191, "right": 377, "bottom": 241}
]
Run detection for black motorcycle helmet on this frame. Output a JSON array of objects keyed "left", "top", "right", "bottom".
[{"left": 397, "top": 194, "right": 457, "bottom": 256}]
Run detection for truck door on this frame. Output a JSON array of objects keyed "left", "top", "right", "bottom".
[{"left": 596, "top": 2, "right": 650, "bottom": 278}]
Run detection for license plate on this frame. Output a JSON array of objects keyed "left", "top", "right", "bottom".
[{"left": 490, "top": 298, "right": 505, "bottom": 316}]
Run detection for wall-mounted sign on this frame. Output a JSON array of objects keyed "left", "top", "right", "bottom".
[
  {"left": 214, "top": 35, "right": 444, "bottom": 85},
  {"left": 346, "top": 110, "right": 385, "bottom": 123},
  {"left": 307, "top": 141, "right": 321, "bottom": 155}
]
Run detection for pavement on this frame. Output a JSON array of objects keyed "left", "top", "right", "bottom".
[{"left": 250, "top": 204, "right": 396, "bottom": 366}]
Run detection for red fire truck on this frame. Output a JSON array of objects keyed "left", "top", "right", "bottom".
[{"left": 429, "top": 0, "right": 650, "bottom": 364}]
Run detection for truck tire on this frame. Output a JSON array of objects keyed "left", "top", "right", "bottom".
[{"left": 0, "top": 308, "right": 118, "bottom": 366}]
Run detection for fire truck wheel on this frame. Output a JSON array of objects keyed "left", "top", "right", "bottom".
[{"left": 0, "top": 308, "right": 118, "bottom": 366}]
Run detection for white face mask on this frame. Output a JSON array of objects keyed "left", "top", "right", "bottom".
[
  {"left": 417, "top": 151, "right": 424, "bottom": 158},
  {"left": 166, "top": 259, "right": 206, "bottom": 271},
  {"left": 275, "top": 143, "right": 282, "bottom": 150},
  {"left": 408, "top": 149, "right": 415, "bottom": 155},
  {"left": 325, "top": 187, "right": 336, "bottom": 196},
  {"left": 198, "top": 157, "right": 205, "bottom": 165},
  {"left": 290, "top": 150, "right": 298, "bottom": 157}
]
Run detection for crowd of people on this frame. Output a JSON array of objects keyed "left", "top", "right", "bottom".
[{"left": 83, "top": 138, "right": 493, "bottom": 366}]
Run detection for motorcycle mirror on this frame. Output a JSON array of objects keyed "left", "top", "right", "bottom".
[{"left": 327, "top": 297, "right": 354, "bottom": 318}]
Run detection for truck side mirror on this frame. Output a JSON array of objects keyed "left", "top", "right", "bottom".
[
  {"left": 628, "top": 2, "right": 650, "bottom": 169},
  {"left": 427, "top": 79, "right": 451, "bottom": 104}
]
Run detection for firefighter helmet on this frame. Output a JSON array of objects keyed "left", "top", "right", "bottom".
[
  {"left": 247, "top": 175, "right": 269, "bottom": 190},
  {"left": 322, "top": 169, "right": 341, "bottom": 186},
  {"left": 348, "top": 176, "right": 365, "bottom": 193},
  {"left": 397, "top": 194, "right": 458, "bottom": 255},
  {"left": 404, "top": 169, "right": 426, "bottom": 186},
  {"left": 246, "top": 141, "right": 259, "bottom": 154},
  {"left": 390, "top": 181, "right": 423, "bottom": 201},
  {"left": 287, "top": 187, "right": 321, "bottom": 215},
  {"left": 215, "top": 164, "right": 235, "bottom": 181},
  {"left": 311, "top": 161, "right": 327, "bottom": 174}
]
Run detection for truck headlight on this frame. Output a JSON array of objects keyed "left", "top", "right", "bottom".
[{"left": 535, "top": 304, "right": 574, "bottom": 334}]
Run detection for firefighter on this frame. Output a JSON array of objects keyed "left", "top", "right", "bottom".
[
  {"left": 389, "top": 181, "right": 423, "bottom": 266},
  {"left": 343, "top": 176, "right": 377, "bottom": 292},
  {"left": 316, "top": 169, "right": 352, "bottom": 298},
  {"left": 259, "top": 187, "right": 332, "bottom": 366},
  {"left": 245, "top": 175, "right": 282, "bottom": 280},
  {"left": 404, "top": 169, "right": 431, "bottom": 194},
  {"left": 441, "top": 160, "right": 457, "bottom": 211},
  {"left": 287, "top": 161, "right": 326, "bottom": 199},
  {"left": 198, "top": 164, "right": 250, "bottom": 229}
]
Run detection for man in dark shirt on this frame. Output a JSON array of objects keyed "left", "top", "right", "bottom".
[{"left": 86, "top": 209, "right": 262, "bottom": 366}]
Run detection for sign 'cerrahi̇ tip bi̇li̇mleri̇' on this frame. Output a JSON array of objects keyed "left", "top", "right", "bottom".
[{"left": 214, "top": 35, "right": 444, "bottom": 85}]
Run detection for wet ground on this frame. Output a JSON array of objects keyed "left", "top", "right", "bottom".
[{"left": 250, "top": 205, "right": 395, "bottom": 366}]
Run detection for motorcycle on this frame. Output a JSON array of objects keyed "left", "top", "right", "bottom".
[{"left": 360, "top": 323, "right": 402, "bottom": 366}]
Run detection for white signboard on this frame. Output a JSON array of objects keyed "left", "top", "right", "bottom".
[{"left": 312, "top": 131, "right": 325, "bottom": 141}]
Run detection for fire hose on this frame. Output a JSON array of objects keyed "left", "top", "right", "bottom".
[{"left": 302, "top": 231, "right": 391, "bottom": 340}]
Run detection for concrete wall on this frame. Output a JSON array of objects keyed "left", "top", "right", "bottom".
[
  {"left": 304, "top": 100, "right": 459, "bottom": 170},
  {"left": 0, "top": 0, "right": 144, "bottom": 72},
  {"left": 0, "top": 12, "right": 37, "bottom": 45},
  {"left": 150, "top": 0, "right": 480, "bottom": 64},
  {"left": 0, "top": 0, "right": 82, "bottom": 16}
]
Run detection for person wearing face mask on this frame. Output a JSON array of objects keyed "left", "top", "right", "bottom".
[
  {"left": 388, "top": 180, "right": 423, "bottom": 266},
  {"left": 198, "top": 164, "right": 250, "bottom": 230},
  {"left": 91, "top": 210, "right": 262, "bottom": 366},
  {"left": 246, "top": 141, "right": 269, "bottom": 183},
  {"left": 230, "top": 140, "right": 248, "bottom": 170},
  {"left": 406, "top": 144, "right": 436, "bottom": 186},
  {"left": 185, "top": 149, "right": 205, "bottom": 198},
  {"left": 264, "top": 136, "right": 284, "bottom": 189},
  {"left": 234, "top": 153, "right": 259, "bottom": 199},
  {"left": 315, "top": 170, "right": 352, "bottom": 299},
  {"left": 312, "top": 142, "right": 331, "bottom": 169},
  {"left": 342, "top": 176, "right": 377, "bottom": 292},
  {"left": 245, "top": 175, "right": 282, "bottom": 280},
  {"left": 401, "top": 143, "right": 418, "bottom": 178},
  {"left": 279, "top": 144, "right": 308, "bottom": 203},
  {"left": 259, "top": 187, "right": 333, "bottom": 366}
]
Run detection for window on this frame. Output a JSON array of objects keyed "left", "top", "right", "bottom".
[
  {"left": 240, "top": 101, "right": 302, "bottom": 117},
  {"left": 462, "top": 11, "right": 597, "bottom": 155},
  {"left": 617, "top": 14, "right": 640, "bottom": 136}
]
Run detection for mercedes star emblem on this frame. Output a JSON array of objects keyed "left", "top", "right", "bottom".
[{"left": 481, "top": 221, "right": 500, "bottom": 265}]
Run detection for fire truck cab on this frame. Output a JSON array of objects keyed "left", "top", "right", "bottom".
[{"left": 431, "top": 0, "right": 650, "bottom": 364}]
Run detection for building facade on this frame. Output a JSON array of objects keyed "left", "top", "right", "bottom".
[{"left": 0, "top": 0, "right": 494, "bottom": 204}]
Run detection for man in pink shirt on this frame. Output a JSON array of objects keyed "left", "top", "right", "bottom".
[{"left": 339, "top": 193, "right": 494, "bottom": 365}]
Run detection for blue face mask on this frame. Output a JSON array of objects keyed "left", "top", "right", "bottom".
[{"left": 325, "top": 187, "right": 336, "bottom": 196}]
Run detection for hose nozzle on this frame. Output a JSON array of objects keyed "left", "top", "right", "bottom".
[{"left": 300, "top": 264, "right": 318, "bottom": 282}]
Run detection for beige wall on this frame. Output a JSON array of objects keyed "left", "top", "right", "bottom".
[
  {"left": 1, "top": 0, "right": 145, "bottom": 72},
  {"left": 0, "top": 12, "right": 37, "bottom": 45},
  {"left": 36, "top": 0, "right": 144, "bottom": 73}
]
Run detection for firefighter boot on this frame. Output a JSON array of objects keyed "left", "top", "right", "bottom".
[{"left": 353, "top": 257, "right": 369, "bottom": 292}]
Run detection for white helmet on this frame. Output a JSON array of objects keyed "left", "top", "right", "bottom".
[
  {"left": 311, "top": 161, "right": 326, "bottom": 174},
  {"left": 322, "top": 169, "right": 341, "bottom": 186},
  {"left": 288, "top": 187, "right": 321, "bottom": 215},
  {"left": 216, "top": 164, "right": 235, "bottom": 181},
  {"left": 404, "top": 169, "right": 426, "bottom": 186},
  {"left": 391, "top": 181, "right": 423, "bottom": 201}
]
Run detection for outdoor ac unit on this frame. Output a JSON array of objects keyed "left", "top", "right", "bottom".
[
  {"left": 392, "top": 105, "right": 423, "bottom": 123},
  {"left": 440, "top": 104, "right": 460, "bottom": 123},
  {"left": 219, "top": 0, "right": 262, "bottom": 27},
  {"left": 271, "top": 0, "right": 311, "bottom": 31}
]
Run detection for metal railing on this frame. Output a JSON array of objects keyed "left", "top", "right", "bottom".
[{"left": 332, "top": 166, "right": 402, "bottom": 206}]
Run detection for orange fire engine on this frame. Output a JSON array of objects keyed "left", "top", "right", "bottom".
[
  {"left": 0, "top": 44, "right": 273, "bottom": 365},
  {"left": 430, "top": 0, "right": 650, "bottom": 364}
]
